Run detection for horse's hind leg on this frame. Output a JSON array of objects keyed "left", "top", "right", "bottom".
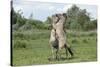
[
  {"left": 56, "top": 48, "right": 62, "bottom": 60},
  {"left": 48, "top": 45, "right": 55, "bottom": 61},
  {"left": 51, "top": 47, "right": 59, "bottom": 60},
  {"left": 55, "top": 49, "right": 59, "bottom": 60},
  {"left": 64, "top": 45, "right": 68, "bottom": 58},
  {"left": 67, "top": 47, "right": 74, "bottom": 57},
  {"left": 65, "top": 44, "right": 74, "bottom": 58},
  {"left": 51, "top": 47, "right": 55, "bottom": 59}
]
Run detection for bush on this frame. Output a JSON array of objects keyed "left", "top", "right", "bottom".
[
  {"left": 13, "top": 40, "right": 28, "bottom": 49},
  {"left": 71, "top": 39, "right": 78, "bottom": 43},
  {"left": 67, "top": 32, "right": 78, "bottom": 37},
  {"left": 67, "top": 31, "right": 97, "bottom": 38},
  {"left": 13, "top": 30, "right": 50, "bottom": 40},
  {"left": 19, "top": 23, "right": 33, "bottom": 31},
  {"left": 82, "top": 39, "right": 88, "bottom": 43},
  {"left": 88, "top": 32, "right": 96, "bottom": 36},
  {"left": 13, "top": 32, "right": 24, "bottom": 39},
  {"left": 12, "top": 24, "right": 19, "bottom": 30}
]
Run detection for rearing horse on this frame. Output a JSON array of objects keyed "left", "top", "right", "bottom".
[{"left": 49, "top": 13, "right": 74, "bottom": 60}]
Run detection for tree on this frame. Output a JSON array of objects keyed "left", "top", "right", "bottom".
[
  {"left": 44, "top": 16, "right": 52, "bottom": 29},
  {"left": 66, "top": 4, "right": 95, "bottom": 31},
  {"left": 67, "top": 5, "right": 79, "bottom": 18},
  {"left": 11, "top": 5, "right": 17, "bottom": 24},
  {"left": 77, "top": 9, "right": 90, "bottom": 29},
  {"left": 66, "top": 5, "right": 80, "bottom": 29}
]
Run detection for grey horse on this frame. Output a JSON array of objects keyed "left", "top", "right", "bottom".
[{"left": 49, "top": 13, "right": 73, "bottom": 60}]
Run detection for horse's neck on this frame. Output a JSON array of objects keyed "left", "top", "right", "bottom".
[{"left": 56, "top": 22, "right": 63, "bottom": 30}]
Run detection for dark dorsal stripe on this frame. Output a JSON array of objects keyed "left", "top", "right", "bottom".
[{"left": 55, "top": 14, "right": 60, "bottom": 23}]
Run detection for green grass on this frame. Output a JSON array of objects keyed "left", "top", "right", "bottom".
[{"left": 12, "top": 30, "right": 97, "bottom": 66}]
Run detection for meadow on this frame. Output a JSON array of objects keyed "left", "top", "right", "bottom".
[{"left": 12, "top": 29, "right": 97, "bottom": 66}]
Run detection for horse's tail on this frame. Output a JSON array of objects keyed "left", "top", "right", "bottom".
[{"left": 64, "top": 44, "right": 74, "bottom": 56}]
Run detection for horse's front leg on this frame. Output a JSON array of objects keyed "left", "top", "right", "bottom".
[
  {"left": 57, "top": 48, "right": 62, "bottom": 60},
  {"left": 48, "top": 43, "right": 55, "bottom": 61},
  {"left": 51, "top": 47, "right": 55, "bottom": 59},
  {"left": 55, "top": 48, "right": 58, "bottom": 60}
]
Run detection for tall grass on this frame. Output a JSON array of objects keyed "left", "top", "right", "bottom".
[
  {"left": 13, "top": 30, "right": 50, "bottom": 40},
  {"left": 13, "top": 29, "right": 97, "bottom": 49},
  {"left": 12, "top": 30, "right": 97, "bottom": 65}
]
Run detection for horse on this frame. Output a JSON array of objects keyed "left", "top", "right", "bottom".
[{"left": 49, "top": 13, "right": 73, "bottom": 60}]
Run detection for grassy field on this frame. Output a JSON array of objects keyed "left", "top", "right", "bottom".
[{"left": 12, "top": 29, "right": 97, "bottom": 66}]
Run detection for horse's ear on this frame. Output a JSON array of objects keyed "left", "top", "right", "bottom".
[
  {"left": 63, "top": 13, "right": 67, "bottom": 18},
  {"left": 55, "top": 14, "right": 58, "bottom": 17}
]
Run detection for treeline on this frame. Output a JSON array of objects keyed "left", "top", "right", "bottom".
[
  {"left": 11, "top": 8, "right": 49, "bottom": 31},
  {"left": 45, "top": 5, "right": 97, "bottom": 31},
  {"left": 66, "top": 5, "right": 97, "bottom": 31},
  {"left": 11, "top": 5, "right": 97, "bottom": 31}
]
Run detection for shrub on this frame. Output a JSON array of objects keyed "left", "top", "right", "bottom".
[
  {"left": 71, "top": 39, "right": 78, "bottom": 43},
  {"left": 88, "top": 32, "right": 96, "bottom": 36},
  {"left": 13, "top": 30, "right": 50, "bottom": 40},
  {"left": 82, "top": 39, "right": 88, "bottom": 43},
  {"left": 19, "top": 23, "right": 33, "bottom": 31},
  {"left": 13, "top": 32, "right": 24, "bottom": 39},
  {"left": 12, "top": 24, "right": 19, "bottom": 30},
  {"left": 13, "top": 40, "right": 28, "bottom": 49}
]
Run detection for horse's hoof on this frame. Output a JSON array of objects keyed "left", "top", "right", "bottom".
[
  {"left": 48, "top": 57, "right": 51, "bottom": 61},
  {"left": 68, "top": 56, "right": 74, "bottom": 59},
  {"left": 48, "top": 57, "right": 54, "bottom": 61},
  {"left": 55, "top": 58, "right": 60, "bottom": 61}
]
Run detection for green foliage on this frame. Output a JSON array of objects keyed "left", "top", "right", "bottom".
[
  {"left": 11, "top": 7, "right": 17, "bottom": 24},
  {"left": 69, "top": 21, "right": 81, "bottom": 30},
  {"left": 13, "top": 40, "right": 27, "bottom": 48},
  {"left": 83, "top": 20, "right": 97, "bottom": 31},
  {"left": 11, "top": 9, "right": 48, "bottom": 31},
  {"left": 11, "top": 4, "right": 97, "bottom": 31},
  {"left": 13, "top": 30, "right": 97, "bottom": 65},
  {"left": 66, "top": 5, "right": 97, "bottom": 31},
  {"left": 13, "top": 30, "right": 50, "bottom": 40},
  {"left": 12, "top": 4, "right": 97, "bottom": 66},
  {"left": 82, "top": 39, "right": 88, "bottom": 43},
  {"left": 19, "top": 23, "right": 33, "bottom": 30},
  {"left": 44, "top": 17, "right": 52, "bottom": 24},
  {"left": 67, "top": 30, "right": 97, "bottom": 38},
  {"left": 71, "top": 39, "right": 78, "bottom": 43}
]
